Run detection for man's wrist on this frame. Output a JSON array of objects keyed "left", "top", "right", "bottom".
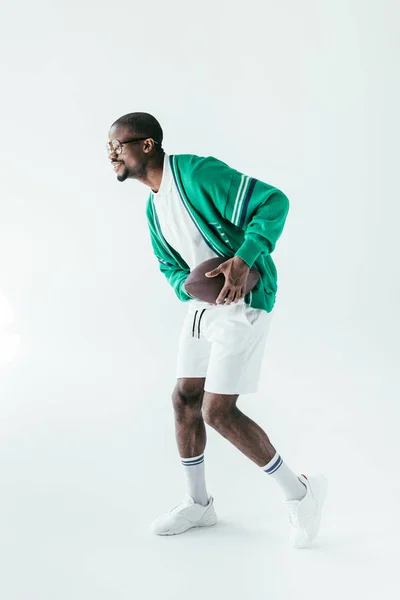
[
  {"left": 235, "top": 239, "right": 263, "bottom": 269},
  {"left": 232, "top": 255, "right": 250, "bottom": 269}
]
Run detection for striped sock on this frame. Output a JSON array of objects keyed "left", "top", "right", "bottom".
[
  {"left": 181, "top": 454, "right": 209, "bottom": 507},
  {"left": 262, "top": 452, "right": 307, "bottom": 501}
]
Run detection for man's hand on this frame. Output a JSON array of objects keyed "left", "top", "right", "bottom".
[{"left": 205, "top": 256, "right": 250, "bottom": 305}]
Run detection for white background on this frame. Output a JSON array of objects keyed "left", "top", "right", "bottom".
[{"left": 0, "top": 0, "right": 399, "bottom": 598}]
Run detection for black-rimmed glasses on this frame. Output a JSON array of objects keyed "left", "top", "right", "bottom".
[{"left": 106, "top": 138, "right": 160, "bottom": 156}]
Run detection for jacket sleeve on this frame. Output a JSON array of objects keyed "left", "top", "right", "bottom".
[
  {"left": 229, "top": 182, "right": 290, "bottom": 269},
  {"left": 157, "top": 258, "right": 193, "bottom": 302},
  {"left": 188, "top": 156, "right": 290, "bottom": 269}
]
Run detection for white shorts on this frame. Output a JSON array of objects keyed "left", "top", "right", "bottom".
[{"left": 176, "top": 300, "right": 274, "bottom": 395}]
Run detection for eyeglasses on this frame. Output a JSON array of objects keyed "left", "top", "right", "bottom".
[{"left": 106, "top": 137, "right": 160, "bottom": 156}]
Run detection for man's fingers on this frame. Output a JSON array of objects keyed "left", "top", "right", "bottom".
[
  {"left": 217, "top": 287, "right": 238, "bottom": 305},
  {"left": 205, "top": 268, "right": 221, "bottom": 278},
  {"left": 230, "top": 287, "right": 246, "bottom": 304},
  {"left": 224, "top": 289, "right": 237, "bottom": 306},
  {"left": 232, "top": 289, "right": 243, "bottom": 304},
  {"left": 216, "top": 286, "right": 230, "bottom": 304}
]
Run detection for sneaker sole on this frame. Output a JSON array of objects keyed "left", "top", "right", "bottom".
[{"left": 153, "top": 516, "right": 218, "bottom": 536}]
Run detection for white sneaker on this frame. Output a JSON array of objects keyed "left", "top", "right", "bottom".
[
  {"left": 283, "top": 474, "right": 328, "bottom": 548},
  {"left": 150, "top": 493, "right": 218, "bottom": 536}
]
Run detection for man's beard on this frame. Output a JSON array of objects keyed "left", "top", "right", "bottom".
[
  {"left": 117, "top": 167, "right": 129, "bottom": 182},
  {"left": 117, "top": 163, "right": 147, "bottom": 183}
]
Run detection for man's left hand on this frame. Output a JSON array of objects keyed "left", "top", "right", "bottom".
[{"left": 205, "top": 256, "right": 250, "bottom": 305}]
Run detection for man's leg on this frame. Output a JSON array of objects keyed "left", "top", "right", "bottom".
[
  {"left": 172, "top": 377, "right": 209, "bottom": 506},
  {"left": 172, "top": 377, "right": 206, "bottom": 458},
  {"left": 202, "top": 392, "right": 306, "bottom": 501},
  {"left": 150, "top": 377, "right": 217, "bottom": 536}
]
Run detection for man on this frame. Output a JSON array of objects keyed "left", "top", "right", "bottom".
[{"left": 107, "top": 112, "right": 327, "bottom": 548}]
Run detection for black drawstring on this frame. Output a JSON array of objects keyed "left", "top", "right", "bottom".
[
  {"left": 192, "top": 310, "right": 198, "bottom": 338},
  {"left": 192, "top": 309, "right": 207, "bottom": 339},
  {"left": 197, "top": 309, "right": 206, "bottom": 339}
]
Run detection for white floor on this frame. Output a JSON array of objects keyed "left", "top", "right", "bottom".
[{"left": 0, "top": 325, "right": 397, "bottom": 600}]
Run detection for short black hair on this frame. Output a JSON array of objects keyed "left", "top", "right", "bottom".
[{"left": 111, "top": 112, "right": 163, "bottom": 148}]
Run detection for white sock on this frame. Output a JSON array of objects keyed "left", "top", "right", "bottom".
[
  {"left": 181, "top": 454, "right": 209, "bottom": 506},
  {"left": 261, "top": 452, "right": 307, "bottom": 501}
]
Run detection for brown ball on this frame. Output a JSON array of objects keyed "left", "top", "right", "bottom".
[{"left": 184, "top": 257, "right": 260, "bottom": 304}]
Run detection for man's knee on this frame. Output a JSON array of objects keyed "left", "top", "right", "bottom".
[
  {"left": 202, "top": 392, "right": 238, "bottom": 428},
  {"left": 172, "top": 378, "right": 205, "bottom": 412}
]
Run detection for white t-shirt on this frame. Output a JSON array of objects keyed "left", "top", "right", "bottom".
[{"left": 152, "top": 153, "right": 219, "bottom": 308}]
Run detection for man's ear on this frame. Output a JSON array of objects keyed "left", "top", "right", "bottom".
[{"left": 144, "top": 139, "right": 153, "bottom": 153}]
